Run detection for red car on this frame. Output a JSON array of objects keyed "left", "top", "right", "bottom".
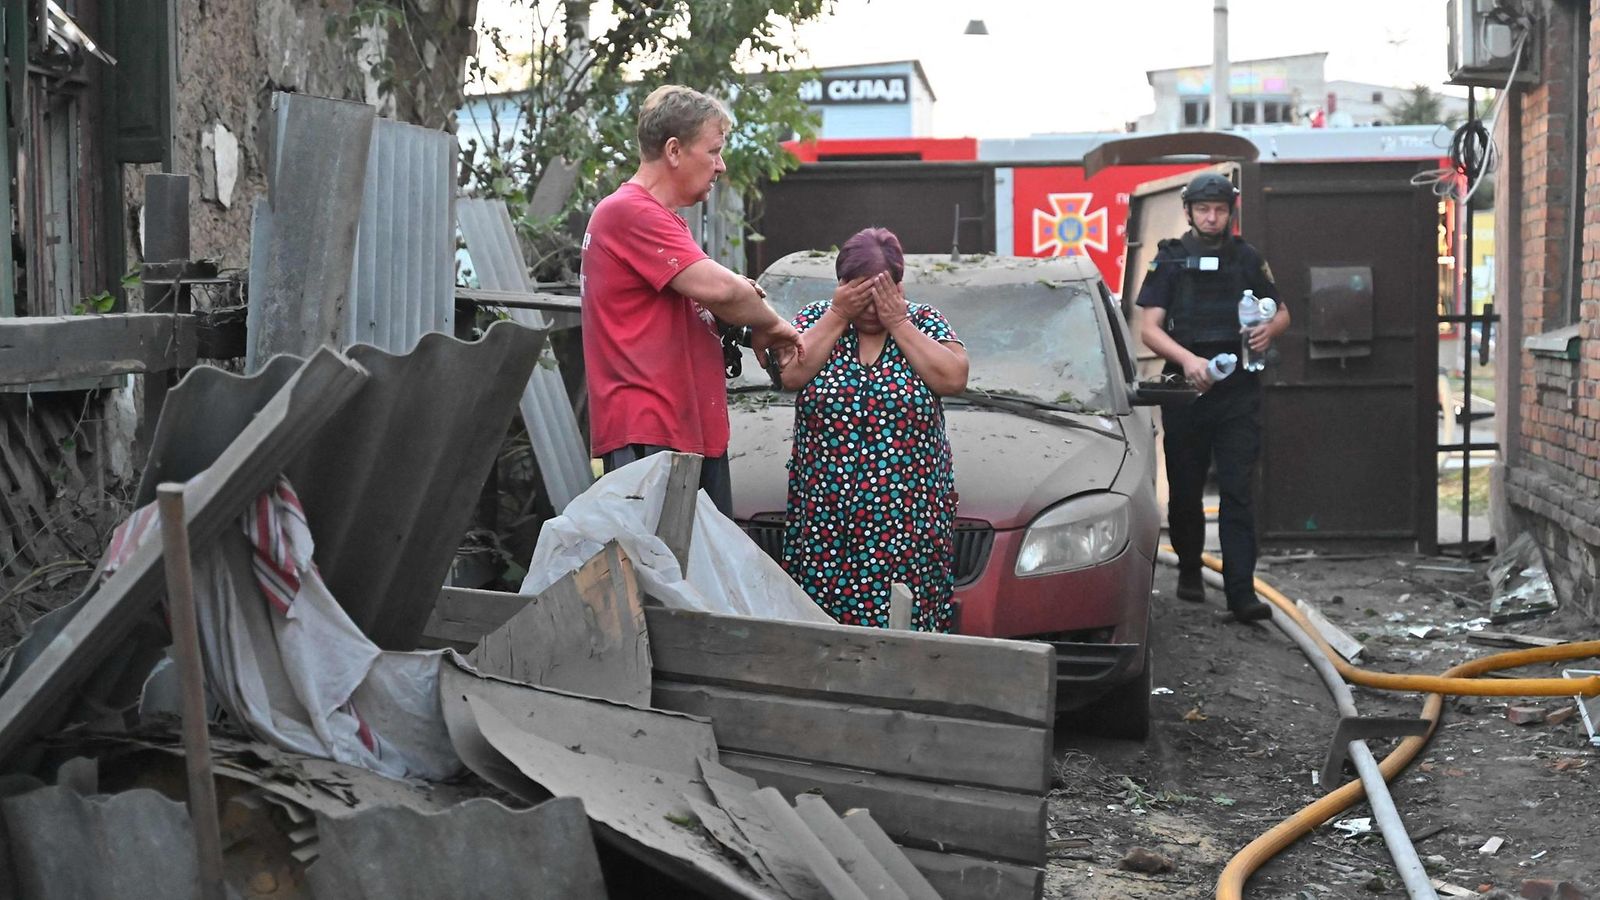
[{"left": 728, "top": 252, "right": 1164, "bottom": 738}]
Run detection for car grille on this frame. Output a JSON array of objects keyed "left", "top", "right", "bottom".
[{"left": 740, "top": 517, "right": 994, "bottom": 587}]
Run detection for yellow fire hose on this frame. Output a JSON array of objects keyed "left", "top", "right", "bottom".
[{"left": 1178, "top": 551, "right": 1600, "bottom": 899}]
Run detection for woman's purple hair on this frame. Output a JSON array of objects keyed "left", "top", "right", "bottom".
[{"left": 836, "top": 227, "right": 905, "bottom": 284}]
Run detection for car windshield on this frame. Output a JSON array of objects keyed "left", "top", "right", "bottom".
[{"left": 735, "top": 270, "right": 1116, "bottom": 413}]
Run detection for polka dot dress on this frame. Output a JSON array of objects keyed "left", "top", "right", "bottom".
[{"left": 782, "top": 300, "right": 959, "bottom": 632}]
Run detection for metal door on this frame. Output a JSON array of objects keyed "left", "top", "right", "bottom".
[{"left": 1248, "top": 161, "right": 1440, "bottom": 546}]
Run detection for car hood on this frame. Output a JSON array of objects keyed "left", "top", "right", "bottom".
[{"left": 727, "top": 402, "right": 1129, "bottom": 530}]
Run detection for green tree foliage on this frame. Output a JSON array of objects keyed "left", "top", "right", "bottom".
[
  {"left": 465, "top": 1, "right": 831, "bottom": 277},
  {"left": 1386, "top": 84, "right": 1447, "bottom": 126}
]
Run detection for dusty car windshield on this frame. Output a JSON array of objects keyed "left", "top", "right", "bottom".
[{"left": 740, "top": 273, "right": 1116, "bottom": 412}]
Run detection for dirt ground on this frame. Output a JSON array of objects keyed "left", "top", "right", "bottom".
[{"left": 1046, "top": 550, "right": 1599, "bottom": 899}]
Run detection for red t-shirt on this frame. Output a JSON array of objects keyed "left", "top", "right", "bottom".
[{"left": 580, "top": 182, "right": 728, "bottom": 457}]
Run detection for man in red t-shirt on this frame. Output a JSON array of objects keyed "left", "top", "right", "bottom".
[{"left": 581, "top": 85, "right": 802, "bottom": 515}]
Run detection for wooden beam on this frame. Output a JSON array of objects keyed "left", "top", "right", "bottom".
[
  {"left": 653, "top": 682, "right": 1050, "bottom": 793},
  {"left": 655, "top": 453, "right": 702, "bottom": 572},
  {"left": 644, "top": 606, "right": 1056, "bottom": 727},
  {"left": 155, "top": 484, "right": 227, "bottom": 900},
  {"left": 0, "top": 349, "right": 367, "bottom": 764},
  {"left": 0, "top": 314, "right": 198, "bottom": 385},
  {"left": 717, "top": 752, "right": 1045, "bottom": 866},
  {"left": 455, "top": 286, "right": 582, "bottom": 315}
]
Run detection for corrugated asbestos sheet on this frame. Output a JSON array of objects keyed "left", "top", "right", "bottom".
[
  {"left": 247, "top": 93, "right": 461, "bottom": 369},
  {"left": 457, "top": 198, "right": 592, "bottom": 513},
  {"left": 246, "top": 93, "right": 376, "bottom": 372},
  {"left": 1, "top": 786, "right": 201, "bottom": 899},
  {"left": 305, "top": 797, "right": 607, "bottom": 899},
  {"left": 133, "top": 321, "right": 544, "bottom": 649},
  {"left": 347, "top": 119, "right": 457, "bottom": 354}
]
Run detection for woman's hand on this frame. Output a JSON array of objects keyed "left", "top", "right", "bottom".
[
  {"left": 831, "top": 277, "right": 874, "bottom": 321},
  {"left": 870, "top": 274, "right": 910, "bottom": 328}
]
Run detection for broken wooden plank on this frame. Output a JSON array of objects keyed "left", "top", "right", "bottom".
[
  {"left": 792, "top": 794, "right": 909, "bottom": 900},
  {"left": 644, "top": 606, "right": 1056, "bottom": 727},
  {"left": 717, "top": 751, "right": 1045, "bottom": 866},
  {"left": 421, "top": 587, "right": 531, "bottom": 649},
  {"left": 653, "top": 682, "right": 1050, "bottom": 793},
  {"left": 656, "top": 452, "right": 703, "bottom": 572},
  {"left": 1295, "top": 599, "right": 1365, "bottom": 663},
  {"left": 1431, "top": 877, "right": 1483, "bottom": 898},
  {"left": 840, "top": 810, "right": 942, "bottom": 900},
  {"left": 899, "top": 847, "right": 1043, "bottom": 900},
  {"left": 0, "top": 349, "right": 367, "bottom": 764},
  {"left": 470, "top": 542, "right": 651, "bottom": 707},
  {"left": 0, "top": 314, "right": 199, "bottom": 385},
  {"left": 751, "top": 788, "right": 869, "bottom": 900},
  {"left": 1466, "top": 630, "right": 1567, "bottom": 649}
]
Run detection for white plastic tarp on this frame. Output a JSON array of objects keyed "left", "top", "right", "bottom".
[
  {"left": 113, "top": 478, "right": 459, "bottom": 781},
  {"left": 520, "top": 454, "right": 832, "bottom": 624}
]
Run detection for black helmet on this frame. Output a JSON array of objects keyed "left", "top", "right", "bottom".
[{"left": 1181, "top": 173, "right": 1239, "bottom": 205}]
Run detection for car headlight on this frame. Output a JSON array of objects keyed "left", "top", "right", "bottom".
[{"left": 1014, "top": 493, "right": 1130, "bottom": 577}]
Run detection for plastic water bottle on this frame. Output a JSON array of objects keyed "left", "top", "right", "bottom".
[
  {"left": 1238, "top": 290, "right": 1264, "bottom": 372},
  {"left": 1206, "top": 352, "right": 1238, "bottom": 382}
]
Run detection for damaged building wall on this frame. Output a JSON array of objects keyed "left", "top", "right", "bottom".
[
  {"left": 4, "top": 0, "right": 475, "bottom": 609},
  {"left": 124, "top": 0, "right": 477, "bottom": 270},
  {"left": 1497, "top": 0, "right": 1600, "bottom": 624}
]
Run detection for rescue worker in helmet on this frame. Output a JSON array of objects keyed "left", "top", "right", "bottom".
[{"left": 1135, "top": 172, "right": 1291, "bottom": 622}]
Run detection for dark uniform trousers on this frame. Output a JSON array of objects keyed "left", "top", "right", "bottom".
[{"left": 1161, "top": 374, "right": 1261, "bottom": 607}]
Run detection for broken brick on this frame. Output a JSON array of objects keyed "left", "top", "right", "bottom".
[
  {"left": 1522, "top": 881, "right": 1558, "bottom": 900},
  {"left": 1545, "top": 705, "right": 1578, "bottom": 727},
  {"left": 1507, "top": 705, "right": 1549, "bottom": 725},
  {"left": 1520, "top": 879, "right": 1591, "bottom": 900}
]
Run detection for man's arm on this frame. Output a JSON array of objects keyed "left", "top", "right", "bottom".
[
  {"left": 1244, "top": 251, "right": 1291, "bottom": 350},
  {"left": 1139, "top": 306, "right": 1215, "bottom": 390},
  {"left": 670, "top": 259, "right": 777, "bottom": 327},
  {"left": 669, "top": 259, "right": 803, "bottom": 363}
]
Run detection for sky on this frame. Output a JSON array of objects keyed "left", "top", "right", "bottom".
[{"left": 475, "top": 1, "right": 1459, "bottom": 138}]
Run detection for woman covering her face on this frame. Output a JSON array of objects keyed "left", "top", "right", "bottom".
[{"left": 772, "top": 227, "right": 970, "bottom": 631}]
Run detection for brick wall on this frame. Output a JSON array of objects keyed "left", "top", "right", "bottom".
[{"left": 1503, "top": 0, "right": 1600, "bottom": 623}]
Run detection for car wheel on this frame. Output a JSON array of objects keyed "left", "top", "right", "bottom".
[{"left": 1076, "top": 638, "right": 1152, "bottom": 741}]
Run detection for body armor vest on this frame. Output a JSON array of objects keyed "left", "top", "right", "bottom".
[{"left": 1161, "top": 232, "right": 1249, "bottom": 348}]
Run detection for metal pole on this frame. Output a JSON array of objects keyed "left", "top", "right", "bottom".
[
  {"left": 1459, "top": 88, "right": 1475, "bottom": 554},
  {"left": 1212, "top": 0, "right": 1231, "bottom": 130},
  {"left": 156, "top": 483, "right": 227, "bottom": 900}
]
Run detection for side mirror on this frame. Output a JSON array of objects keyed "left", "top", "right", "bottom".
[{"left": 1129, "top": 381, "right": 1198, "bottom": 406}]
